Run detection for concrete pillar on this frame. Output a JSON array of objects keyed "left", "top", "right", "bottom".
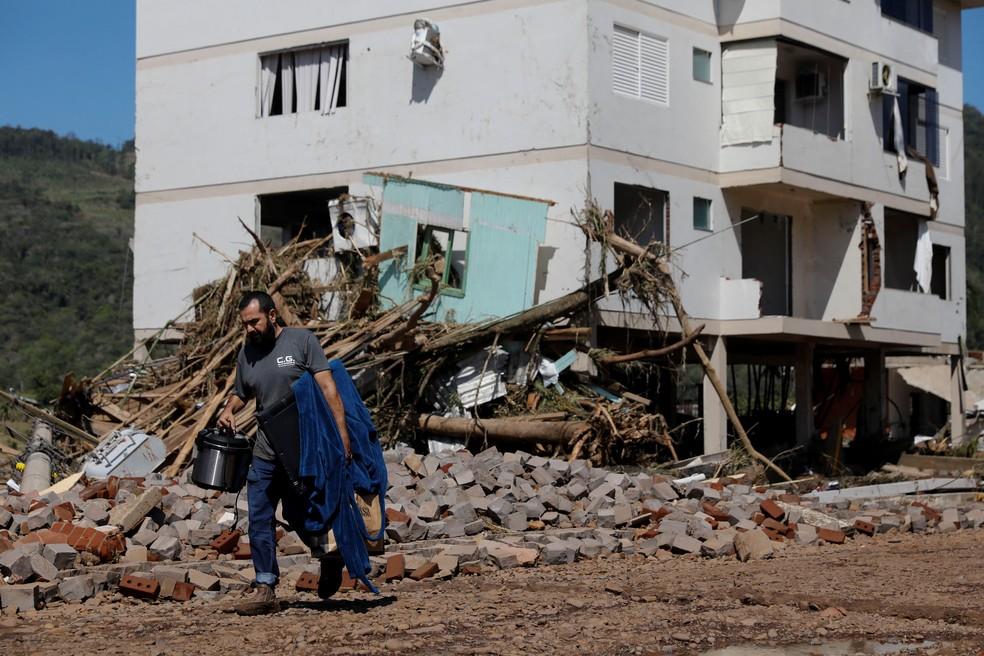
[
  {"left": 702, "top": 335, "right": 728, "bottom": 455},
  {"left": 795, "top": 343, "right": 815, "bottom": 447},
  {"left": 950, "top": 355, "right": 966, "bottom": 446},
  {"left": 21, "top": 421, "right": 53, "bottom": 495},
  {"left": 863, "top": 349, "right": 886, "bottom": 441}
]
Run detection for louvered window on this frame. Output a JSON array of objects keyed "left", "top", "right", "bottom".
[{"left": 612, "top": 25, "right": 668, "bottom": 105}]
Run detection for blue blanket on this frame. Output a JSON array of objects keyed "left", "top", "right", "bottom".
[{"left": 292, "top": 360, "right": 388, "bottom": 593}]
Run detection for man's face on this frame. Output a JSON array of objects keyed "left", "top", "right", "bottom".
[{"left": 240, "top": 300, "right": 277, "bottom": 347}]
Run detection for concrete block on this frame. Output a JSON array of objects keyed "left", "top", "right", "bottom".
[
  {"left": 132, "top": 527, "right": 159, "bottom": 546},
  {"left": 701, "top": 535, "right": 735, "bottom": 557},
  {"left": 149, "top": 535, "right": 182, "bottom": 561},
  {"left": 187, "top": 569, "right": 220, "bottom": 591},
  {"left": 57, "top": 575, "right": 95, "bottom": 603},
  {"left": 29, "top": 553, "right": 61, "bottom": 582},
  {"left": 524, "top": 498, "right": 546, "bottom": 519},
  {"left": 43, "top": 543, "right": 78, "bottom": 570},
  {"left": 0, "top": 583, "right": 43, "bottom": 612},
  {"left": 0, "top": 548, "right": 34, "bottom": 580},
  {"left": 671, "top": 534, "right": 703, "bottom": 555},
  {"left": 734, "top": 529, "right": 773, "bottom": 561},
  {"left": 450, "top": 502, "right": 478, "bottom": 523},
  {"left": 540, "top": 541, "right": 576, "bottom": 565}
]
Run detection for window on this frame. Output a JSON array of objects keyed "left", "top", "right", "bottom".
[
  {"left": 612, "top": 25, "right": 669, "bottom": 105},
  {"left": 259, "top": 43, "right": 348, "bottom": 117},
  {"left": 613, "top": 183, "right": 667, "bottom": 246},
  {"left": 931, "top": 245, "right": 950, "bottom": 299},
  {"left": 693, "top": 197, "right": 712, "bottom": 231},
  {"left": 884, "top": 209, "right": 919, "bottom": 291},
  {"left": 414, "top": 225, "right": 469, "bottom": 294},
  {"left": 881, "top": 0, "right": 933, "bottom": 32},
  {"left": 882, "top": 78, "right": 939, "bottom": 165},
  {"left": 258, "top": 187, "right": 346, "bottom": 249},
  {"left": 692, "top": 48, "right": 711, "bottom": 83}
]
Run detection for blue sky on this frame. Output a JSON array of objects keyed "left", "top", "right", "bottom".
[{"left": 0, "top": 3, "right": 982, "bottom": 145}]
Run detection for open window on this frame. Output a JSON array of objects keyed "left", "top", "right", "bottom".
[
  {"left": 741, "top": 210, "right": 792, "bottom": 316},
  {"left": 773, "top": 40, "right": 846, "bottom": 139},
  {"left": 259, "top": 42, "right": 348, "bottom": 117},
  {"left": 258, "top": 187, "right": 346, "bottom": 249},
  {"left": 882, "top": 78, "right": 939, "bottom": 165},
  {"left": 613, "top": 182, "right": 668, "bottom": 247},
  {"left": 931, "top": 244, "right": 950, "bottom": 300},
  {"left": 882, "top": 0, "right": 933, "bottom": 33},
  {"left": 414, "top": 225, "right": 469, "bottom": 295}
]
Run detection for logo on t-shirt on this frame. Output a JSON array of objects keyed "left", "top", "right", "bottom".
[{"left": 276, "top": 355, "right": 297, "bottom": 368}]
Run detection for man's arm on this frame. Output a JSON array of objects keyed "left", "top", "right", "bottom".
[
  {"left": 313, "top": 369, "right": 352, "bottom": 459},
  {"left": 217, "top": 395, "right": 246, "bottom": 431}
]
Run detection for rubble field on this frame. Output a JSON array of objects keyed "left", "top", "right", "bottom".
[
  {"left": 3, "top": 443, "right": 984, "bottom": 654},
  {"left": 0, "top": 530, "right": 982, "bottom": 655}
]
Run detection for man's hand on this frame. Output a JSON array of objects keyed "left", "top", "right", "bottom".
[{"left": 218, "top": 395, "right": 245, "bottom": 431}]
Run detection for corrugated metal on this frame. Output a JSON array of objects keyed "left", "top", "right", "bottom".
[
  {"left": 612, "top": 25, "right": 640, "bottom": 97},
  {"left": 640, "top": 33, "right": 668, "bottom": 105}
]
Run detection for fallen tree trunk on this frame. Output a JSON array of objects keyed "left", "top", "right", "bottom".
[
  {"left": 417, "top": 414, "right": 590, "bottom": 444},
  {"left": 595, "top": 324, "right": 704, "bottom": 365}
]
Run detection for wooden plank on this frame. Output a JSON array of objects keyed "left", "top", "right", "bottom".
[{"left": 898, "top": 453, "right": 984, "bottom": 472}]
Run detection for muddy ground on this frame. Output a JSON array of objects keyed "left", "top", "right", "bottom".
[{"left": 2, "top": 529, "right": 983, "bottom": 655}]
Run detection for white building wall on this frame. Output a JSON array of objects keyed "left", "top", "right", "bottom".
[{"left": 134, "top": 0, "right": 969, "bottom": 349}]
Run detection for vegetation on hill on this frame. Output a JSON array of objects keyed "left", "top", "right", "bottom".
[
  {"left": 964, "top": 105, "right": 984, "bottom": 348},
  {"left": 0, "top": 127, "right": 134, "bottom": 402}
]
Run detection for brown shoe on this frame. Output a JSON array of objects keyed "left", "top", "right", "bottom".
[{"left": 234, "top": 583, "right": 281, "bottom": 616}]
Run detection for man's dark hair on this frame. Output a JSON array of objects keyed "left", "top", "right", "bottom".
[{"left": 238, "top": 291, "right": 277, "bottom": 313}]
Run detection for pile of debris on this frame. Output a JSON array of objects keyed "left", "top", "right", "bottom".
[{"left": 1, "top": 443, "right": 981, "bottom": 612}]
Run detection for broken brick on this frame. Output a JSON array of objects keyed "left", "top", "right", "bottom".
[
  {"left": 853, "top": 519, "right": 876, "bottom": 536},
  {"left": 119, "top": 574, "right": 160, "bottom": 599},
  {"left": 295, "top": 571, "right": 320, "bottom": 592},
  {"left": 759, "top": 499, "right": 785, "bottom": 521},
  {"left": 816, "top": 527, "right": 846, "bottom": 544},
  {"left": 209, "top": 529, "right": 241, "bottom": 554},
  {"left": 410, "top": 561, "right": 439, "bottom": 580},
  {"left": 384, "top": 554, "right": 405, "bottom": 582},
  {"left": 171, "top": 581, "right": 195, "bottom": 602}
]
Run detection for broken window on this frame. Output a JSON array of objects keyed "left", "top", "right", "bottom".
[
  {"left": 258, "top": 188, "right": 346, "bottom": 249},
  {"left": 259, "top": 42, "right": 348, "bottom": 117},
  {"left": 774, "top": 40, "right": 846, "bottom": 139},
  {"left": 740, "top": 210, "right": 791, "bottom": 316},
  {"left": 882, "top": 78, "right": 939, "bottom": 165},
  {"left": 884, "top": 209, "right": 919, "bottom": 291},
  {"left": 931, "top": 244, "right": 950, "bottom": 299},
  {"left": 882, "top": 0, "right": 933, "bottom": 33},
  {"left": 613, "top": 183, "right": 667, "bottom": 247},
  {"left": 414, "top": 225, "right": 468, "bottom": 294},
  {"left": 612, "top": 24, "right": 669, "bottom": 105},
  {"left": 692, "top": 47, "right": 711, "bottom": 83},
  {"left": 693, "top": 197, "right": 712, "bottom": 232}
]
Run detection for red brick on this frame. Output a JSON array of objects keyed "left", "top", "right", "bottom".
[
  {"left": 762, "top": 518, "right": 788, "bottom": 533},
  {"left": 51, "top": 521, "right": 73, "bottom": 535},
  {"left": 384, "top": 554, "right": 405, "bottom": 582},
  {"left": 34, "top": 530, "right": 70, "bottom": 545},
  {"left": 339, "top": 570, "right": 357, "bottom": 590},
  {"left": 28, "top": 499, "right": 48, "bottom": 513},
  {"left": 649, "top": 506, "right": 671, "bottom": 522},
  {"left": 295, "top": 571, "right": 320, "bottom": 592},
  {"left": 409, "top": 562, "right": 439, "bottom": 581},
  {"left": 171, "top": 581, "right": 195, "bottom": 602},
  {"left": 707, "top": 482, "right": 725, "bottom": 491},
  {"left": 778, "top": 493, "right": 801, "bottom": 504},
  {"left": 67, "top": 526, "right": 87, "bottom": 547},
  {"left": 80, "top": 482, "right": 108, "bottom": 501},
  {"left": 853, "top": 519, "right": 876, "bottom": 536},
  {"left": 912, "top": 501, "right": 941, "bottom": 522},
  {"left": 759, "top": 499, "right": 785, "bottom": 521},
  {"left": 52, "top": 502, "right": 75, "bottom": 522},
  {"left": 816, "top": 527, "right": 846, "bottom": 544},
  {"left": 460, "top": 563, "right": 482, "bottom": 576},
  {"left": 0, "top": 535, "right": 14, "bottom": 553},
  {"left": 210, "top": 529, "right": 241, "bottom": 554},
  {"left": 106, "top": 476, "right": 120, "bottom": 500},
  {"left": 386, "top": 508, "right": 411, "bottom": 524},
  {"left": 234, "top": 541, "right": 251, "bottom": 560},
  {"left": 119, "top": 575, "right": 160, "bottom": 599},
  {"left": 439, "top": 463, "right": 454, "bottom": 473},
  {"left": 752, "top": 512, "right": 765, "bottom": 525},
  {"left": 274, "top": 527, "right": 285, "bottom": 543},
  {"left": 701, "top": 502, "right": 732, "bottom": 523},
  {"left": 762, "top": 527, "right": 785, "bottom": 542}
]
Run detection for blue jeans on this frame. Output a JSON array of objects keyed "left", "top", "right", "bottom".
[{"left": 246, "top": 456, "right": 309, "bottom": 586}]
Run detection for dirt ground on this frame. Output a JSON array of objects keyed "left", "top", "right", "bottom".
[{"left": 2, "top": 529, "right": 983, "bottom": 656}]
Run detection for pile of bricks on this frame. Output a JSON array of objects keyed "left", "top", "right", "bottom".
[{"left": 1, "top": 445, "right": 983, "bottom": 613}]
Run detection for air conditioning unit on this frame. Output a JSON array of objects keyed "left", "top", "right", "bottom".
[
  {"left": 869, "top": 61, "right": 897, "bottom": 94},
  {"left": 794, "top": 70, "right": 828, "bottom": 102},
  {"left": 409, "top": 18, "right": 444, "bottom": 68}
]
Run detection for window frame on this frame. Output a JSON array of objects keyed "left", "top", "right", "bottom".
[
  {"left": 881, "top": 0, "right": 934, "bottom": 34},
  {"left": 693, "top": 197, "right": 713, "bottom": 232},
  {"left": 692, "top": 47, "right": 712, "bottom": 84},
  {"left": 412, "top": 225, "right": 469, "bottom": 298},
  {"left": 882, "top": 77, "right": 939, "bottom": 166},
  {"left": 256, "top": 40, "right": 349, "bottom": 118},
  {"left": 611, "top": 24, "right": 670, "bottom": 106}
]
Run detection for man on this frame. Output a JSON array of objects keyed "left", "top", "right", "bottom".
[{"left": 218, "top": 291, "right": 351, "bottom": 615}]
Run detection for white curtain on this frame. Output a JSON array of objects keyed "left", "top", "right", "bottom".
[
  {"left": 892, "top": 95, "right": 908, "bottom": 175},
  {"left": 720, "top": 39, "right": 778, "bottom": 145},
  {"left": 259, "top": 54, "right": 279, "bottom": 117},
  {"left": 280, "top": 52, "right": 294, "bottom": 115},
  {"left": 294, "top": 49, "right": 320, "bottom": 113},
  {"left": 914, "top": 221, "right": 933, "bottom": 293},
  {"left": 319, "top": 45, "right": 345, "bottom": 115}
]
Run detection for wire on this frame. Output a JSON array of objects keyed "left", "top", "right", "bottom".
[{"left": 671, "top": 213, "right": 762, "bottom": 253}]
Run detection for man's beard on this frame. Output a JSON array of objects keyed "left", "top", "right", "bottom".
[{"left": 246, "top": 322, "right": 277, "bottom": 348}]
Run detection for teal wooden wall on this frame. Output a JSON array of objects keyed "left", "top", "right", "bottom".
[{"left": 370, "top": 175, "right": 549, "bottom": 323}]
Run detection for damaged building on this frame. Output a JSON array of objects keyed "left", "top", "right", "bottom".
[{"left": 132, "top": 0, "right": 978, "bottom": 467}]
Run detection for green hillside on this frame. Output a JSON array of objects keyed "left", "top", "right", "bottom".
[
  {"left": 0, "top": 127, "right": 134, "bottom": 402},
  {"left": 964, "top": 105, "right": 984, "bottom": 347}
]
